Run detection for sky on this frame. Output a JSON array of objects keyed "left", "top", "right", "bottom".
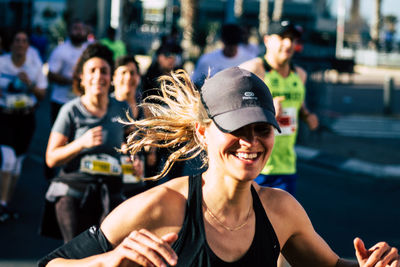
[{"left": 329, "top": 0, "right": 400, "bottom": 38}]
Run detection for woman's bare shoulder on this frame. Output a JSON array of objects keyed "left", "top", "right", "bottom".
[
  {"left": 253, "top": 183, "right": 309, "bottom": 226},
  {"left": 160, "top": 175, "right": 190, "bottom": 195},
  {"left": 253, "top": 183, "right": 313, "bottom": 246},
  {"left": 101, "top": 176, "right": 190, "bottom": 245},
  {"left": 254, "top": 183, "right": 299, "bottom": 212},
  {"left": 120, "top": 176, "right": 189, "bottom": 218}
]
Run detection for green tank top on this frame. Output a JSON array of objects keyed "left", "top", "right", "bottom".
[{"left": 260, "top": 59, "right": 305, "bottom": 175}]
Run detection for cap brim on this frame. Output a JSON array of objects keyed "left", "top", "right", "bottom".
[
  {"left": 280, "top": 28, "right": 301, "bottom": 38},
  {"left": 212, "top": 107, "right": 281, "bottom": 133},
  {"left": 269, "top": 26, "right": 302, "bottom": 38}
]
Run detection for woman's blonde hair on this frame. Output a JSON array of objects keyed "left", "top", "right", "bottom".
[{"left": 122, "top": 69, "right": 211, "bottom": 180}]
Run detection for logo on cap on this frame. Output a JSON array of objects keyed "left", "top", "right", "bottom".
[
  {"left": 243, "top": 91, "right": 257, "bottom": 100},
  {"left": 281, "top": 21, "right": 290, "bottom": 27}
]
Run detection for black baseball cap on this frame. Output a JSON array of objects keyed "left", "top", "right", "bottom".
[
  {"left": 268, "top": 20, "right": 302, "bottom": 38},
  {"left": 200, "top": 67, "right": 281, "bottom": 133}
]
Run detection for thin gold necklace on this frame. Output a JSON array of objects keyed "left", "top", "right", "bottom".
[{"left": 203, "top": 201, "right": 252, "bottom": 231}]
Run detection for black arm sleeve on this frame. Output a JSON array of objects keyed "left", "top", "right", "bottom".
[{"left": 37, "top": 225, "right": 113, "bottom": 267}]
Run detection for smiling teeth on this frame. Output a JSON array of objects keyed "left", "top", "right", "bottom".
[{"left": 236, "top": 152, "right": 257, "bottom": 159}]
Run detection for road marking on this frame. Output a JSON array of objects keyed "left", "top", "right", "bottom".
[{"left": 330, "top": 115, "right": 400, "bottom": 138}]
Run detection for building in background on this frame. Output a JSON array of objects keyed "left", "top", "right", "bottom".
[
  {"left": 0, "top": 0, "right": 65, "bottom": 55},
  {"left": 0, "top": 0, "right": 397, "bottom": 67},
  {"left": 0, "top": 0, "right": 34, "bottom": 50}
]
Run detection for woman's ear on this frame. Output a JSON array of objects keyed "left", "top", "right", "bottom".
[
  {"left": 263, "top": 35, "right": 270, "bottom": 46},
  {"left": 79, "top": 74, "right": 84, "bottom": 87},
  {"left": 195, "top": 122, "right": 206, "bottom": 147}
]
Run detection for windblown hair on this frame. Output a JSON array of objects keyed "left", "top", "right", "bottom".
[{"left": 122, "top": 69, "right": 211, "bottom": 180}]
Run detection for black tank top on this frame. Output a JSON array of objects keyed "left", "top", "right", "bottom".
[{"left": 172, "top": 174, "right": 280, "bottom": 266}]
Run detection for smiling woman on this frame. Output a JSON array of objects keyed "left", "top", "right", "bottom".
[
  {"left": 39, "top": 67, "right": 399, "bottom": 267},
  {"left": 40, "top": 43, "right": 132, "bottom": 243},
  {"left": 79, "top": 57, "right": 111, "bottom": 95},
  {"left": 112, "top": 55, "right": 141, "bottom": 118},
  {"left": 111, "top": 55, "right": 148, "bottom": 197}
]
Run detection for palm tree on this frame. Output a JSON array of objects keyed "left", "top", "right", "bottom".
[
  {"left": 272, "top": 0, "right": 284, "bottom": 22},
  {"left": 258, "top": 0, "right": 269, "bottom": 36},
  {"left": 234, "top": 0, "right": 244, "bottom": 21},
  {"left": 370, "top": 0, "right": 382, "bottom": 50},
  {"left": 346, "top": 0, "right": 363, "bottom": 46},
  {"left": 180, "top": 0, "right": 199, "bottom": 57}
]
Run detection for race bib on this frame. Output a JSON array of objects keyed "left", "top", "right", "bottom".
[
  {"left": 276, "top": 107, "right": 297, "bottom": 136},
  {"left": 80, "top": 154, "right": 122, "bottom": 176},
  {"left": 5, "top": 94, "right": 34, "bottom": 109},
  {"left": 120, "top": 155, "right": 142, "bottom": 183}
]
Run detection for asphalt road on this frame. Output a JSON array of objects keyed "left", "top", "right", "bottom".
[
  {"left": 306, "top": 79, "right": 400, "bottom": 116},
  {"left": 297, "top": 161, "right": 400, "bottom": 259},
  {"left": 0, "top": 95, "right": 63, "bottom": 266}
]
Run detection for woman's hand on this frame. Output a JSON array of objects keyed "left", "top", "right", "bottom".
[
  {"left": 78, "top": 126, "right": 103, "bottom": 149},
  {"left": 104, "top": 229, "right": 178, "bottom": 267},
  {"left": 17, "top": 71, "right": 32, "bottom": 87},
  {"left": 354, "top": 237, "right": 399, "bottom": 267},
  {"left": 273, "top": 96, "right": 285, "bottom": 118},
  {"left": 305, "top": 113, "right": 319, "bottom": 130},
  {"left": 121, "top": 152, "right": 144, "bottom": 178}
]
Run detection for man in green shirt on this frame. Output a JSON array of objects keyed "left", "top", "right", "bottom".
[
  {"left": 240, "top": 20, "right": 318, "bottom": 196},
  {"left": 100, "top": 27, "right": 127, "bottom": 61}
]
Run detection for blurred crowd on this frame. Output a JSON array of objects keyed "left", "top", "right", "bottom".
[
  {"left": 2, "top": 12, "right": 400, "bottom": 267},
  {"left": 0, "top": 20, "right": 261, "bottom": 240}
]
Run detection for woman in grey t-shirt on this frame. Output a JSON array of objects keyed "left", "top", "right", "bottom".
[{"left": 42, "top": 43, "right": 130, "bottom": 243}]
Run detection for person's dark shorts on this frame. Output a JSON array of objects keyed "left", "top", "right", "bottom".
[{"left": 0, "top": 110, "right": 36, "bottom": 155}]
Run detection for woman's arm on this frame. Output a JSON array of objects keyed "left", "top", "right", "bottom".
[
  {"left": 269, "top": 189, "right": 399, "bottom": 267},
  {"left": 43, "top": 179, "right": 188, "bottom": 266},
  {"left": 18, "top": 70, "right": 46, "bottom": 101},
  {"left": 280, "top": 206, "right": 340, "bottom": 267},
  {"left": 46, "top": 230, "right": 178, "bottom": 267},
  {"left": 299, "top": 103, "right": 319, "bottom": 130},
  {"left": 293, "top": 65, "right": 319, "bottom": 131},
  {"left": 45, "top": 126, "right": 103, "bottom": 168},
  {"left": 257, "top": 187, "right": 338, "bottom": 266}
]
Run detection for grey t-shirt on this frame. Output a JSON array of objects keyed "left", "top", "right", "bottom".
[{"left": 52, "top": 97, "right": 129, "bottom": 173}]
